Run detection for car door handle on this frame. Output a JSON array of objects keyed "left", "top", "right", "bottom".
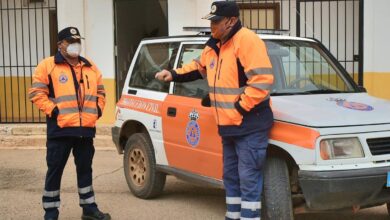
[
  {"left": 167, "top": 107, "right": 176, "bottom": 117},
  {"left": 128, "top": 89, "right": 137, "bottom": 95}
]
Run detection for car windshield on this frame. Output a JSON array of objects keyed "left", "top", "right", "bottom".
[{"left": 264, "top": 40, "right": 358, "bottom": 95}]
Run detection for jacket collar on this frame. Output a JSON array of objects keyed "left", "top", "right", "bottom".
[
  {"left": 223, "top": 20, "right": 242, "bottom": 45},
  {"left": 54, "top": 51, "right": 92, "bottom": 67},
  {"left": 205, "top": 20, "right": 242, "bottom": 55}
]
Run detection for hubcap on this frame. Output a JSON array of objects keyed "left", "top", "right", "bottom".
[{"left": 128, "top": 147, "right": 147, "bottom": 187}]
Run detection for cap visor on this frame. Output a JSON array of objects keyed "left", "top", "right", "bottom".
[
  {"left": 202, "top": 14, "right": 224, "bottom": 21},
  {"left": 68, "top": 36, "right": 85, "bottom": 40}
]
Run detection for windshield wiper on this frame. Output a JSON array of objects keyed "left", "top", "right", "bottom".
[
  {"left": 271, "top": 89, "right": 352, "bottom": 96},
  {"left": 303, "top": 89, "right": 347, "bottom": 94},
  {"left": 271, "top": 92, "right": 310, "bottom": 96}
]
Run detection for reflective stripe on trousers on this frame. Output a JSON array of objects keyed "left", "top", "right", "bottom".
[{"left": 223, "top": 131, "right": 268, "bottom": 220}]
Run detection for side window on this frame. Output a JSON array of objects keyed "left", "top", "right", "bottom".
[
  {"left": 174, "top": 44, "right": 209, "bottom": 98},
  {"left": 129, "top": 42, "right": 179, "bottom": 92}
]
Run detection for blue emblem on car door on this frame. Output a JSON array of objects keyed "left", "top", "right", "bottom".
[{"left": 185, "top": 109, "right": 200, "bottom": 147}]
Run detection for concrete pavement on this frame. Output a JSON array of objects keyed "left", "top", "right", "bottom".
[{"left": 0, "top": 149, "right": 389, "bottom": 220}]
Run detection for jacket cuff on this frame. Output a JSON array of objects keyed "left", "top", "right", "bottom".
[
  {"left": 170, "top": 70, "right": 178, "bottom": 82},
  {"left": 234, "top": 101, "right": 249, "bottom": 116},
  {"left": 97, "top": 106, "right": 102, "bottom": 118},
  {"left": 50, "top": 106, "right": 59, "bottom": 118}
]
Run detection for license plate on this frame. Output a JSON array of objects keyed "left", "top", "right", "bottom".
[{"left": 387, "top": 172, "right": 390, "bottom": 187}]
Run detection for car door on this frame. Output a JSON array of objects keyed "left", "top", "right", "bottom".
[{"left": 162, "top": 42, "right": 223, "bottom": 180}]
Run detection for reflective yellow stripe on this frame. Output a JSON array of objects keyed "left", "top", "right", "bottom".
[
  {"left": 240, "top": 217, "right": 260, "bottom": 220},
  {"left": 78, "top": 185, "right": 93, "bottom": 194},
  {"left": 49, "top": 98, "right": 56, "bottom": 103},
  {"left": 211, "top": 101, "right": 235, "bottom": 109},
  {"left": 83, "top": 107, "right": 97, "bottom": 114},
  {"left": 43, "top": 190, "right": 60, "bottom": 197},
  {"left": 56, "top": 95, "right": 77, "bottom": 103},
  {"left": 28, "top": 91, "right": 43, "bottom": 99},
  {"left": 226, "top": 197, "right": 241, "bottom": 204},
  {"left": 31, "top": 82, "right": 48, "bottom": 89},
  {"left": 80, "top": 196, "right": 95, "bottom": 205},
  {"left": 43, "top": 201, "right": 60, "bottom": 209},
  {"left": 245, "top": 67, "right": 273, "bottom": 78},
  {"left": 59, "top": 107, "right": 79, "bottom": 114},
  {"left": 225, "top": 211, "right": 240, "bottom": 219},
  {"left": 212, "top": 86, "right": 245, "bottom": 95},
  {"left": 241, "top": 201, "right": 261, "bottom": 210},
  {"left": 248, "top": 83, "right": 272, "bottom": 90},
  {"left": 84, "top": 95, "right": 97, "bottom": 102}
]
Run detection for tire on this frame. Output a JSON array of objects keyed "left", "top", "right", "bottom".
[
  {"left": 124, "top": 133, "right": 166, "bottom": 199},
  {"left": 262, "top": 156, "right": 294, "bottom": 220}
]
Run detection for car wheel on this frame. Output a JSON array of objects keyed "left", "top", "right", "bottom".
[
  {"left": 262, "top": 156, "right": 294, "bottom": 220},
  {"left": 124, "top": 133, "right": 166, "bottom": 199}
]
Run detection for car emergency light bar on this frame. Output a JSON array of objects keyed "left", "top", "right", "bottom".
[{"left": 183, "top": 27, "right": 290, "bottom": 36}]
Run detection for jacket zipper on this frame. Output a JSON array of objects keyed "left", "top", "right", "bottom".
[
  {"left": 79, "top": 65, "right": 84, "bottom": 129},
  {"left": 85, "top": 74, "right": 90, "bottom": 89},
  {"left": 217, "top": 59, "right": 223, "bottom": 80},
  {"left": 214, "top": 57, "right": 220, "bottom": 125}
]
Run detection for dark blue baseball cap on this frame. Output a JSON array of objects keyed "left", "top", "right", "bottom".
[
  {"left": 58, "top": 27, "right": 83, "bottom": 42},
  {"left": 202, "top": 1, "right": 240, "bottom": 21}
]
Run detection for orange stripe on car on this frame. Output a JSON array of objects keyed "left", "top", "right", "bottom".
[{"left": 270, "top": 121, "right": 320, "bottom": 149}]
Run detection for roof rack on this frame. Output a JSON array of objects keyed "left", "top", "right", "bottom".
[
  {"left": 183, "top": 27, "right": 211, "bottom": 35},
  {"left": 183, "top": 26, "right": 290, "bottom": 36}
]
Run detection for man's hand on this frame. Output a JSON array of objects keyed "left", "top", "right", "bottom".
[{"left": 155, "top": 70, "right": 173, "bottom": 82}]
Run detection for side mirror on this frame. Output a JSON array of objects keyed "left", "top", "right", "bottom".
[
  {"left": 201, "top": 94, "right": 211, "bottom": 107},
  {"left": 358, "top": 86, "right": 367, "bottom": 92}
]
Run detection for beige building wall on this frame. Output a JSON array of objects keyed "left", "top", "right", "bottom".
[{"left": 363, "top": 0, "right": 390, "bottom": 100}]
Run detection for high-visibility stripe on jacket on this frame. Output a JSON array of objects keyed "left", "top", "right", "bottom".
[
  {"left": 28, "top": 52, "right": 106, "bottom": 137},
  {"left": 172, "top": 21, "right": 274, "bottom": 136}
]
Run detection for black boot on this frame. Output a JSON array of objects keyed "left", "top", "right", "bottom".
[{"left": 81, "top": 210, "right": 111, "bottom": 220}]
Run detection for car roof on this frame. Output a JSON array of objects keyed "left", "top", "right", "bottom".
[{"left": 141, "top": 34, "right": 316, "bottom": 44}]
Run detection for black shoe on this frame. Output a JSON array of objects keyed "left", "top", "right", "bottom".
[
  {"left": 45, "top": 218, "right": 58, "bottom": 220},
  {"left": 81, "top": 210, "right": 111, "bottom": 220}
]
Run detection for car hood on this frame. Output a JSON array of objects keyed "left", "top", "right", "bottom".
[{"left": 272, "top": 93, "right": 390, "bottom": 127}]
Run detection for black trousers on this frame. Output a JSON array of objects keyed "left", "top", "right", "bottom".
[{"left": 42, "top": 137, "right": 98, "bottom": 219}]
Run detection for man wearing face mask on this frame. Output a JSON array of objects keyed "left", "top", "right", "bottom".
[
  {"left": 28, "top": 27, "right": 110, "bottom": 220},
  {"left": 155, "top": 1, "right": 274, "bottom": 220}
]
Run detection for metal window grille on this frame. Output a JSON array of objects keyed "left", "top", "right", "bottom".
[
  {"left": 0, "top": 0, "right": 57, "bottom": 123},
  {"left": 235, "top": 0, "right": 363, "bottom": 86}
]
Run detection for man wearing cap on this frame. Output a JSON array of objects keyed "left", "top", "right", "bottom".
[
  {"left": 155, "top": 1, "right": 274, "bottom": 220},
  {"left": 28, "top": 27, "right": 110, "bottom": 220}
]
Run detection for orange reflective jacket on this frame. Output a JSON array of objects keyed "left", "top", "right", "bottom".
[
  {"left": 173, "top": 24, "right": 273, "bottom": 131},
  {"left": 29, "top": 52, "right": 106, "bottom": 136}
]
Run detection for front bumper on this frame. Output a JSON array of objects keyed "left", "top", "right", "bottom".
[
  {"left": 299, "top": 166, "right": 390, "bottom": 210},
  {"left": 111, "top": 126, "right": 122, "bottom": 154}
]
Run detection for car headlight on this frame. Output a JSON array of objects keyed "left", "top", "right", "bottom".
[{"left": 320, "top": 138, "right": 364, "bottom": 160}]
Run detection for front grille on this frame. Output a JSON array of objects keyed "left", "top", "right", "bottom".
[{"left": 367, "top": 137, "right": 390, "bottom": 156}]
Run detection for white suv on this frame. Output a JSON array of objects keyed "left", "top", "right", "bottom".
[{"left": 112, "top": 34, "right": 390, "bottom": 219}]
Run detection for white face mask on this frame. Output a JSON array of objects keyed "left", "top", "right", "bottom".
[{"left": 66, "top": 43, "right": 81, "bottom": 58}]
